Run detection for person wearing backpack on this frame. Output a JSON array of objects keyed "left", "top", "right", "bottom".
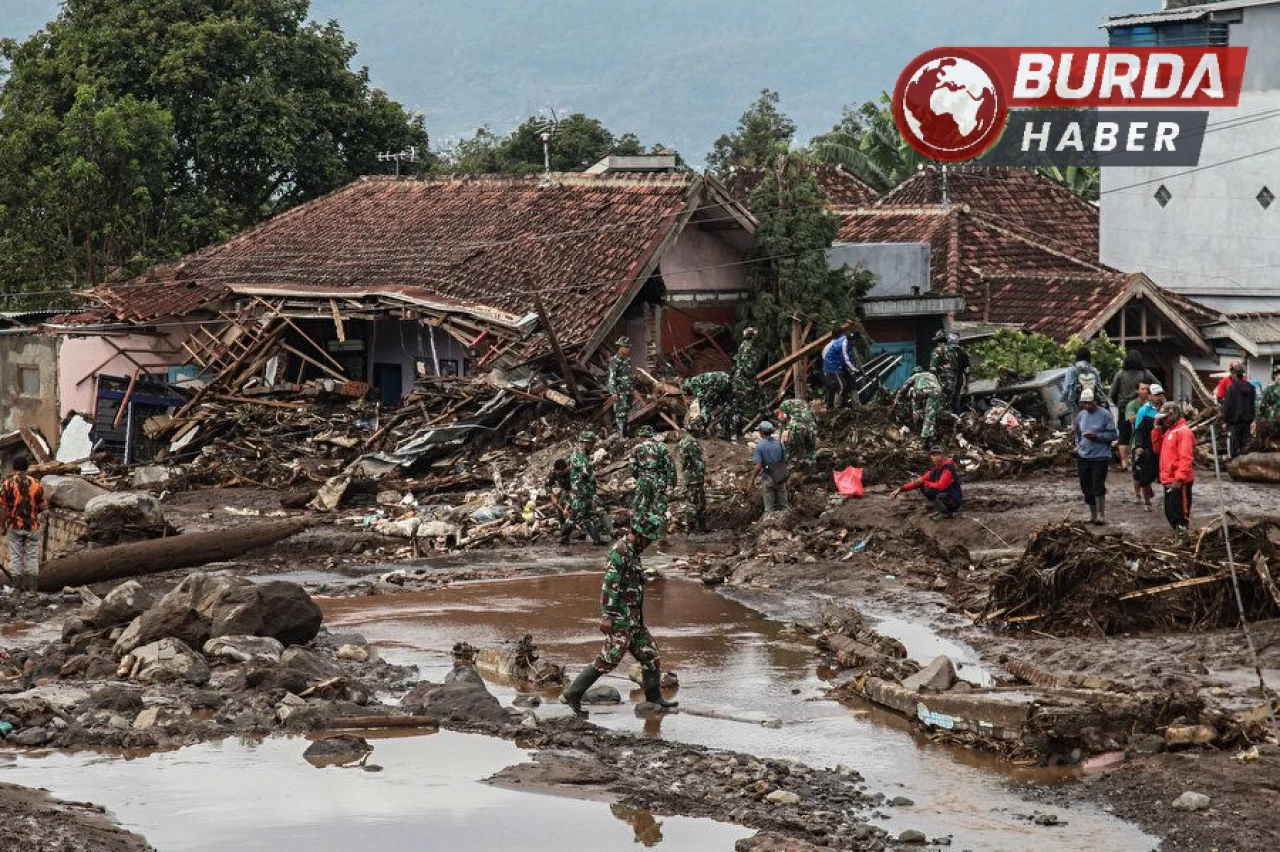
[
  {"left": 1, "top": 455, "right": 47, "bottom": 595},
  {"left": 1063, "top": 345, "right": 1109, "bottom": 418},
  {"left": 751, "top": 421, "right": 790, "bottom": 513}
]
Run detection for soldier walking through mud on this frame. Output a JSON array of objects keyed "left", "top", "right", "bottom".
[
  {"left": 678, "top": 419, "right": 709, "bottom": 533},
  {"left": 896, "top": 367, "right": 944, "bottom": 444},
  {"left": 559, "top": 512, "right": 678, "bottom": 718},
  {"left": 629, "top": 426, "right": 674, "bottom": 536},
  {"left": 562, "top": 431, "right": 608, "bottom": 546},
  {"left": 728, "top": 327, "right": 763, "bottom": 435},
  {"left": 607, "top": 337, "right": 635, "bottom": 438}
]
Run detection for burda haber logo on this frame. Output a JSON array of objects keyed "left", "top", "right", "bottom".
[{"left": 893, "top": 47, "right": 1249, "bottom": 168}]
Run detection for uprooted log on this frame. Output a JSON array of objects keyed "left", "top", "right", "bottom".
[
  {"left": 37, "top": 519, "right": 310, "bottom": 592},
  {"left": 1228, "top": 452, "right": 1280, "bottom": 484},
  {"left": 983, "top": 519, "right": 1280, "bottom": 636}
]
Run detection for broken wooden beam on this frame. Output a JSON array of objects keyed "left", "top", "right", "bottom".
[
  {"left": 37, "top": 519, "right": 309, "bottom": 592},
  {"left": 531, "top": 290, "right": 581, "bottom": 405}
]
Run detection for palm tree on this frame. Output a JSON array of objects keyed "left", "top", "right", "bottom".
[
  {"left": 810, "top": 93, "right": 931, "bottom": 192},
  {"left": 1040, "top": 165, "right": 1100, "bottom": 202}
]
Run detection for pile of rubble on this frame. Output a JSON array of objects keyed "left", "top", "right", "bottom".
[{"left": 982, "top": 519, "right": 1280, "bottom": 636}]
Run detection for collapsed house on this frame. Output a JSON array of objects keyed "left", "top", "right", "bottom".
[{"left": 12, "top": 167, "right": 756, "bottom": 463}]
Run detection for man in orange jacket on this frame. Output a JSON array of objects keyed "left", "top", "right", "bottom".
[{"left": 1152, "top": 403, "right": 1195, "bottom": 544}]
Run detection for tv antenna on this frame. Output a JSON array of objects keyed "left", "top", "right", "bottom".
[
  {"left": 530, "top": 108, "right": 562, "bottom": 181},
  {"left": 377, "top": 146, "right": 419, "bottom": 177}
]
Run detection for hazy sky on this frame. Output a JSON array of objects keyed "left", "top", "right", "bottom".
[{"left": 2, "top": 0, "right": 1145, "bottom": 160}]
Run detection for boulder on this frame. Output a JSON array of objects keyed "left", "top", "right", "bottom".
[
  {"left": 10, "top": 727, "right": 51, "bottom": 747},
  {"left": 114, "top": 604, "right": 212, "bottom": 657},
  {"left": 582, "top": 684, "right": 622, "bottom": 705},
  {"left": 280, "top": 648, "right": 342, "bottom": 681},
  {"left": 303, "top": 734, "right": 372, "bottom": 767},
  {"left": 1171, "top": 791, "right": 1211, "bottom": 812},
  {"left": 204, "top": 635, "right": 285, "bottom": 664},
  {"left": 443, "top": 665, "right": 486, "bottom": 687},
  {"left": 40, "top": 475, "right": 110, "bottom": 512},
  {"left": 765, "top": 790, "right": 801, "bottom": 806},
  {"left": 131, "top": 465, "right": 173, "bottom": 489},
  {"left": 901, "top": 655, "right": 958, "bottom": 693},
  {"left": 336, "top": 644, "right": 370, "bottom": 662},
  {"left": 83, "top": 492, "right": 167, "bottom": 535},
  {"left": 119, "top": 638, "right": 210, "bottom": 686},
  {"left": 898, "top": 829, "right": 927, "bottom": 844},
  {"left": 210, "top": 581, "right": 321, "bottom": 646},
  {"left": 90, "top": 580, "right": 154, "bottom": 627},
  {"left": 400, "top": 680, "right": 510, "bottom": 725}
]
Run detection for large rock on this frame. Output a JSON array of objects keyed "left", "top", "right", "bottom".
[
  {"left": 83, "top": 492, "right": 166, "bottom": 535},
  {"left": 40, "top": 475, "right": 110, "bottom": 511},
  {"left": 400, "top": 680, "right": 510, "bottom": 725},
  {"left": 119, "top": 638, "right": 210, "bottom": 686},
  {"left": 901, "top": 655, "right": 958, "bottom": 693},
  {"left": 90, "top": 580, "right": 154, "bottom": 627},
  {"left": 114, "top": 604, "right": 212, "bottom": 657},
  {"left": 1171, "top": 791, "right": 1211, "bottom": 812},
  {"left": 280, "top": 647, "right": 342, "bottom": 681},
  {"left": 210, "top": 581, "right": 322, "bottom": 646},
  {"left": 204, "top": 635, "right": 285, "bottom": 664}
]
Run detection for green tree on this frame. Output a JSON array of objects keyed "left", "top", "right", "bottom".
[
  {"left": 971, "top": 329, "right": 1124, "bottom": 383},
  {"left": 739, "top": 154, "right": 873, "bottom": 363},
  {"left": 811, "top": 93, "right": 929, "bottom": 192},
  {"left": 1040, "top": 165, "right": 1101, "bottom": 202},
  {"left": 436, "top": 114, "right": 668, "bottom": 174},
  {"left": 0, "top": 0, "right": 429, "bottom": 295},
  {"left": 706, "top": 89, "right": 796, "bottom": 176}
]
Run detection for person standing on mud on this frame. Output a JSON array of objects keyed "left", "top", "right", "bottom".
[
  {"left": 728, "top": 327, "right": 763, "bottom": 435},
  {"left": 1109, "top": 350, "right": 1158, "bottom": 472},
  {"left": 889, "top": 445, "right": 963, "bottom": 520},
  {"left": 752, "top": 421, "right": 790, "bottom": 513},
  {"left": 544, "top": 458, "right": 572, "bottom": 531},
  {"left": 1260, "top": 363, "right": 1280, "bottom": 425},
  {"left": 563, "top": 432, "right": 608, "bottom": 546},
  {"left": 678, "top": 419, "right": 709, "bottom": 533},
  {"left": 559, "top": 513, "right": 678, "bottom": 718},
  {"left": 1222, "top": 362, "right": 1257, "bottom": 460},
  {"left": 1153, "top": 403, "right": 1195, "bottom": 544},
  {"left": 949, "top": 332, "right": 971, "bottom": 414},
  {"left": 0, "top": 455, "right": 46, "bottom": 595},
  {"left": 1074, "top": 388, "right": 1118, "bottom": 525},
  {"left": 822, "top": 327, "right": 862, "bottom": 410},
  {"left": 1132, "top": 383, "right": 1166, "bottom": 512},
  {"left": 629, "top": 426, "right": 674, "bottom": 536},
  {"left": 607, "top": 337, "right": 635, "bottom": 438},
  {"left": 929, "top": 330, "right": 960, "bottom": 409},
  {"left": 776, "top": 398, "right": 818, "bottom": 465}
]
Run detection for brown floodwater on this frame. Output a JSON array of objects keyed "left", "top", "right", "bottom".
[{"left": 319, "top": 563, "right": 1159, "bottom": 851}]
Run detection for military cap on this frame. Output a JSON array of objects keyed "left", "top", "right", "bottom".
[
  {"left": 615, "top": 337, "right": 631, "bottom": 347},
  {"left": 579, "top": 430, "right": 598, "bottom": 443}
]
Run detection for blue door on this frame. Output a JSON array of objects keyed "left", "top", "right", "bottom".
[{"left": 870, "top": 341, "right": 916, "bottom": 390}]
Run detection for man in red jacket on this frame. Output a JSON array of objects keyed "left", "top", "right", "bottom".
[
  {"left": 890, "top": 446, "right": 963, "bottom": 520},
  {"left": 1153, "top": 403, "right": 1195, "bottom": 543}
]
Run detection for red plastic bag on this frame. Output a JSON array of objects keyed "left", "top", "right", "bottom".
[{"left": 833, "top": 466, "right": 865, "bottom": 498}]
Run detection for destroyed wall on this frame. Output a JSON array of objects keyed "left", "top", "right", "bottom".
[
  {"left": 368, "top": 319, "right": 465, "bottom": 395},
  {"left": 57, "top": 326, "right": 200, "bottom": 417},
  {"left": 657, "top": 221, "right": 752, "bottom": 364},
  {"left": 0, "top": 332, "right": 61, "bottom": 446}
]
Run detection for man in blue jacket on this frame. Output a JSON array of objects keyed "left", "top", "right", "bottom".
[
  {"left": 1074, "top": 387, "right": 1119, "bottom": 525},
  {"left": 822, "top": 328, "right": 862, "bottom": 410}
]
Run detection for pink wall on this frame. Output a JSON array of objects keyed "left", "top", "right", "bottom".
[
  {"left": 57, "top": 326, "right": 198, "bottom": 417},
  {"left": 660, "top": 225, "right": 748, "bottom": 294}
]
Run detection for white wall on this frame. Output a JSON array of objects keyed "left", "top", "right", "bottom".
[{"left": 1101, "top": 4, "right": 1280, "bottom": 313}]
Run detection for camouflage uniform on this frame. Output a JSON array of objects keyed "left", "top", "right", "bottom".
[
  {"left": 683, "top": 371, "right": 734, "bottom": 437},
  {"left": 1260, "top": 378, "right": 1280, "bottom": 423},
  {"left": 607, "top": 344, "right": 635, "bottom": 437},
  {"left": 929, "top": 341, "right": 961, "bottom": 403},
  {"left": 901, "top": 370, "right": 944, "bottom": 443},
  {"left": 728, "top": 334, "right": 763, "bottom": 435},
  {"left": 564, "top": 440, "right": 606, "bottom": 544},
  {"left": 592, "top": 529, "right": 660, "bottom": 674},
  {"left": 777, "top": 398, "right": 818, "bottom": 463},
  {"left": 629, "top": 428, "right": 675, "bottom": 532},
  {"left": 677, "top": 432, "right": 708, "bottom": 532},
  {"left": 544, "top": 464, "right": 571, "bottom": 525}
]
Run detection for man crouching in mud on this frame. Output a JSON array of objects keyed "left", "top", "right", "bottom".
[{"left": 559, "top": 512, "right": 678, "bottom": 717}]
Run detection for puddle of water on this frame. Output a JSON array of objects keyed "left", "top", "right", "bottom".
[
  {"left": 0, "top": 731, "right": 748, "bottom": 851},
  {"left": 863, "top": 611, "right": 995, "bottom": 687},
  {"left": 246, "top": 570, "right": 353, "bottom": 585},
  {"left": 320, "top": 570, "right": 1158, "bottom": 851}
]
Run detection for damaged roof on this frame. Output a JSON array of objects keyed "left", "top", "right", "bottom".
[{"left": 73, "top": 173, "right": 751, "bottom": 358}]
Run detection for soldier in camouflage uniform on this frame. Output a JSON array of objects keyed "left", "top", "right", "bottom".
[
  {"left": 929, "top": 329, "right": 960, "bottom": 405},
  {"left": 563, "top": 431, "right": 608, "bottom": 546},
  {"left": 607, "top": 337, "right": 635, "bottom": 437},
  {"left": 558, "top": 512, "right": 678, "bottom": 717},
  {"left": 544, "top": 458, "right": 572, "bottom": 540},
  {"left": 1260, "top": 363, "right": 1280, "bottom": 424},
  {"left": 629, "top": 425, "right": 675, "bottom": 534},
  {"left": 728, "top": 327, "right": 763, "bottom": 436},
  {"left": 777, "top": 398, "right": 818, "bottom": 464},
  {"left": 896, "top": 367, "right": 944, "bottom": 443},
  {"left": 683, "top": 370, "right": 734, "bottom": 437},
  {"left": 678, "top": 418, "right": 709, "bottom": 533}
]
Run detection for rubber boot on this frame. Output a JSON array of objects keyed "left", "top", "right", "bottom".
[
  {"left": 641, "top": 667, "right": 678, "bottom": 709},
  {"left": 1094, "top": 496, "right": 1107, "bottom": 526},
  {"left": 559, "top": 665, "right": 603, "bottom": 718},
  {"left": 1088, "top": 502, "right": 1098, "bottom": 524}
]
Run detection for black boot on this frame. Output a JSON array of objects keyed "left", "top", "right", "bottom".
[
  {"left": 559, "top": 665, "right": 603, "bottom": 718},
  {"left": 641, "top": 667, "right": 678, "bottom": 709}
]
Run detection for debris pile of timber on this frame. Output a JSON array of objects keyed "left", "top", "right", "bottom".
[{"left": 983, "top": 519, "right": 1280, "bottom": 635}]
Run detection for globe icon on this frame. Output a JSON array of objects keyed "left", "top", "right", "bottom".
[{"left": 899, "top": 56, "right": 1001, "bottom": 158}]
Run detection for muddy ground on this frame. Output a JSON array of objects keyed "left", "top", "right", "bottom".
[
  {"left": 2, "top": 439, "right": 1278, "bottom": 850},
  {"left": 0, "top": 782, "right": 155, "bottom": 852}
]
